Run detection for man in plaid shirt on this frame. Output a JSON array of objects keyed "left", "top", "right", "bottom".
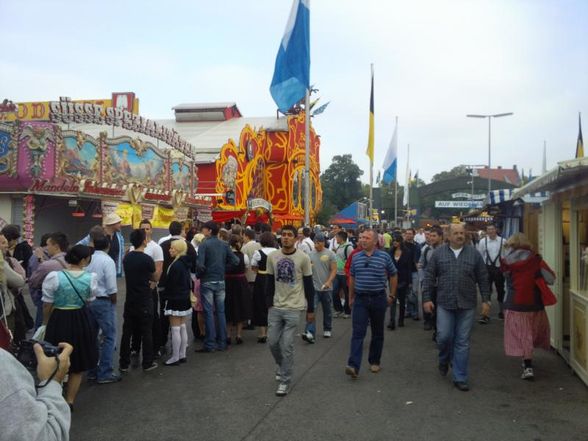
[{"left": 423, "top": 223, "right": 490, "bottom": 392}]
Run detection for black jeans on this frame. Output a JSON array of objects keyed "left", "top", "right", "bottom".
[
  {"left": 332, "top": 274, "right": 351, "bottom": 315},
  {"left": 131, "top": 289, "right": 161, "bottom": 354},
  {"left": 120, "top": 305, "right": 154, "bottom": 369},
  {"left": 487, "top": 265, "right": 505, "bottom": 304},
  {"left": 389, "top": 285, "right": 408, "bottom": 326}
]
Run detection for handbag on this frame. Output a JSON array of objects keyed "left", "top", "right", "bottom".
[
  {"left": 535, "top": 276, "right": 557, "bottom": 306},
  {"left": 0, "top": 286, "right": 14, "bottom": 350}
]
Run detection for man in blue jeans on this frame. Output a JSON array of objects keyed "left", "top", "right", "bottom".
[
  {"left": 196, "top": 221, "right": 239, "bottom": 353},
  {"left": 423, "top": 223, "right": 490, "bottom": 392},
  {"left": 266, "top": 225, "right": 315, "bottom": 397},
  {"left": 87, "top": 235, "right": 121, "bottom": 383},
  {"left": 303, "top": 232, "right": 337, "bottom": 342},
  {"left": 346, "top": 229, "right": 397, "bottom": 379}
]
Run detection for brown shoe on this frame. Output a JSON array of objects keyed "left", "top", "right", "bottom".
[
  {"left": 345, "top": 366, "right": 358, "bottom": 379},
  {"left": 370, "top": 365, "right": 381, "bottom": 373}
]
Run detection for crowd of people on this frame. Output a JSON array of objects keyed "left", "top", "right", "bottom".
[{"left": 0, "top": 217, "right": 557, "bottom": 439}]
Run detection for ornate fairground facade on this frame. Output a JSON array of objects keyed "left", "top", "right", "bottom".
[
  {"left": 0, "top": 94, "right": 212, "bottom": 244},
  {"left": 158, "top": 102, "right": 322, "bottom": 229},
  {"left": 0, "top": 97, "right": 322, "bottom": 242}
]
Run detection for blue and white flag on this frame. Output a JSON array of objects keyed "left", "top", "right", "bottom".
[
  {"left": 312, "top": 101, "right": 329, "bottom": 116},
  {"left": 382, "top": 120, "right": 398, "bottom": 184},
  {"left": 270, "top": 0, "right": 310, "bottom": 113}
]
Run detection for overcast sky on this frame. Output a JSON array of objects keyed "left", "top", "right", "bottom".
[{"left": 1, "top": 0, "right": 586, "bottom": 184}]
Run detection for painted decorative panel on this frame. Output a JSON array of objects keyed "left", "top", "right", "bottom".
[
  {"left": 171, "top": 160, "right": 191, "bottom": 192},
  {"left": 0, "top": 129, "right": 10, "bottom": 174},
  {"left": 105, "top": 139, "right": 165, "bottom": 187},
  {"left": 61, "top": 133, "right": 99, "bottom": 180}
]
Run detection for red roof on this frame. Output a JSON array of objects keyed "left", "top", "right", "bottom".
[{"left": 476, "top": 167, "right": 520, "bottom": 186}]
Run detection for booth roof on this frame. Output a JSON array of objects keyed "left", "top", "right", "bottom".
[
  {"left": 512, "top": 157, "right": 588, "bottom": 199},
  {"left": 63, "top": 116, "right": 288, "bottom": 164},
  {"left": 158, "top": 116, "right": 288, "bottom": 159}
]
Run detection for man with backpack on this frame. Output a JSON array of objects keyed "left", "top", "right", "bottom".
[{"left": 332, "top": 231, "right": 353, "bottom": 318}]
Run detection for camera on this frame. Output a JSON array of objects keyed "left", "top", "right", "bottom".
[{"left": 16, "top": 339, "right": 62, "bottom": 370}]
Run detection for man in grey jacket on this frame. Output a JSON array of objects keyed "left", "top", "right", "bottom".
[
  {"left": 422, "top": 223, "right": 490, "bottom": 392},
  {"left": 0, "top": 343, "right": 73, "bottom": 441}
]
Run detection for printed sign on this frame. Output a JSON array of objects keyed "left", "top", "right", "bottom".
[
  {"left": 141, "top": 204, "right": 155, "bottom": 221},
  {"left": 451, "top": 192, "right": 486, "bottom": 200},
  {"left": 196, "top": 207, "right": 212, "bottom": 223},
  {"left": 101, "top": 200, "right": 119, "bottom": 218},
  {"left": 247, "top": 198, "right": 272, "bottom": 212},
  {"left": 435, "top": 201, "right": 484, "bottom": 208},
  {"left": 175, "top": 206, "right": 189, "bottom": 222}
]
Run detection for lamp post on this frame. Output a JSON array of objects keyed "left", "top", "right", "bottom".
[{"left": 466, "top": 112, "right": 514, "bottom": 194}]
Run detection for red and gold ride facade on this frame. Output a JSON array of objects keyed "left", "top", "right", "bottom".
[{"left": 198, "top": 112, "right": 322, "bottom": 229}]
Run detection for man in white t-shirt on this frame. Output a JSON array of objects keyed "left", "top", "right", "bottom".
[
  {"left": 295, "top": 227, "right": 314, "bottom": 255},
  {"left": 129, "top": 219, "right": 164, "bottom": 358},
  {"left": 476, "top": 224, "right": 506, "bottom": 323}
]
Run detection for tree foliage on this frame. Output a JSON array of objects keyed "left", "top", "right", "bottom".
[
  {"left": 431, "top": 165, "right": 471, "bottom": 183},
  {"left": 320, "top": 154, "right": 364, "bottom": 211}
]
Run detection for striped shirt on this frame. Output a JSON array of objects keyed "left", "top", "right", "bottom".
[{"left": 350, "top": 249, "right": 397, "bottom": 294}]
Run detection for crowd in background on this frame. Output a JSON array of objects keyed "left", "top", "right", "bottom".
[{"left": 0, "top": 216, "right": 557, "bottom": 436}]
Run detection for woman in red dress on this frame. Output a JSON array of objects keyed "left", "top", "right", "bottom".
[{"left": 501, "top": 233, "right": 556, "bottom": 381}]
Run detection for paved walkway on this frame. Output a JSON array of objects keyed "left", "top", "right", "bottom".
[{"left": 69, "top": 300, "right": 588, "bottom": 441}]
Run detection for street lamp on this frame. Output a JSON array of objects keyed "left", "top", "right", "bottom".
[{"left": 466, "top": 112, "right": 514, "bottom": 194}]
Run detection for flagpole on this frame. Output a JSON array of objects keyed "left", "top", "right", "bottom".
[
  {"left": 394, "top": 179, "right": 398, "bottom": 226},
  {"left": 304, "top": 88, "right": 310, "bottom": 226},
  {"left": 368, "top": 63, "right": 374, "bottom": 227},
  {"left": 406, "top": 144, "right": 410, "bottom": 224}
]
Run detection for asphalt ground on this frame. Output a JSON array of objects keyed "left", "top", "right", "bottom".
[{"left": 60, "top": 284, "right": 588, "bottom": 441}]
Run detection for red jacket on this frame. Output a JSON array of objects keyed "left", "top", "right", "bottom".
[
  {"left": 501, "top": 249, "right": 555, "bottom": 312},
  {"left": 344, "top": 247, "right": 362, "bottom": 281}
]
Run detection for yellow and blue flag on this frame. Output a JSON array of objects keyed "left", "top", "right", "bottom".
[{"left": 366, "top": 66, "right": 375, "bottom": 162}]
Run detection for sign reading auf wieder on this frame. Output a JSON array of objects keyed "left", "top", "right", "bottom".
[{"left": 435, "top": 200, "right": 484, "bottom": 208}]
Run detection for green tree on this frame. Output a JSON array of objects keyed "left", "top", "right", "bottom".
[
  {"left": 320, "top": 154, "right": 364, "bottom": 211},
  {"left": 431, "top": 165, "right": 470, "bottom": 182}
]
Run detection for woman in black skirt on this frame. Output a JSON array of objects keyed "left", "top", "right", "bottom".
[
  {"left": 162, "top": 240, "right": 193, "bottom": 366},
  {"left": 42, "top": 244, "right": 97, "bottom": 410},
  {"left": 387, "top": 233, "right": 413, "bottom": 330},
  {"left": 250, "top": 232, "right": 277, "bottom": 343},
  {"left": 225, "top": 235, "right": 252, "bottom": 345}
]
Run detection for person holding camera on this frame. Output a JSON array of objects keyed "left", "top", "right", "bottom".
[
  {"left": 0, "top": 342, "right": 73, "bottom": 441},
  {"left": 42, "top": 245, "right": 98, "bottom": 410}
]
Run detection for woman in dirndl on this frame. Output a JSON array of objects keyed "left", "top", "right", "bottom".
[
  {"left": 162, "top": 239, "right": 193, "bottom": 366},
  {"left": 42, "top": 244, "right": 97, "bottom": 410},
  {"left": 225, "top": 234, "right": 252, "bottom": 345},
  {"left": 250, "top": 232, "right": 278, "bottom": 343},
  {"left": 501, "top": 233, "right": 555, "bottom": 381}
]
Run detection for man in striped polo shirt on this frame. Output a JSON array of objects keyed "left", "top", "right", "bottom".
[{"left": 345, "top": 229, "right": 398, "bottom": 378}]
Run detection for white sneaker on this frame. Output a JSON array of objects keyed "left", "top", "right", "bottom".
[
  {"left": 301, "top": 331, "right": 315, "bottom": 344},
  {"left": 275, "top": 383, "right": 288, "bottom": 396},
  {"left": 275, "top": 366, "right": 282, "bottom": 382},
  {"left": 323, "top": 330, "right": 332, "bottom": 338},
  {"left": 521, "top": 367, "right": 534, "bottom": 380}
]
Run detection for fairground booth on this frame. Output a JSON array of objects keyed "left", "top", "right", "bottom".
[
  {"left": 0, "top": 94, "right": 212, "bottom": 244},
  {"left": 512, "top": 157, "right": 588, "bottom": 386}
]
